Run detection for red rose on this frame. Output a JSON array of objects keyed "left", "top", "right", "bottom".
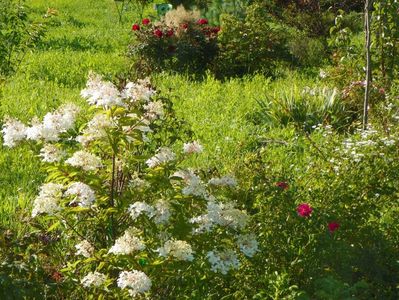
[
  {"left": 275, "top": 181, "right": 289, "bottom": 190},
  {"left": 212, "top": 26, "right": 221, "bottom": 34},
  {"left": 181, "top": 23, "right": 188, "bottom": 29},
  {"left": 197, "top": 18, "right": 208, "bottom": 25},
  {"left": 153, "top": 29, "right": 163, "bottom": 38},
  {"left": 166, "top": 29, "right": 174, "bottom": 37},
  {"left": 142, "top": 18, "right": 150, "bottom": 25},
  {"left": 132, "top": 24, "right": 140, "bottom": 31},
  {"left": 328, "top": 221, "right": 340, "bottom": 233},
  {"left": 297, "top": 203, "right": 313, "bottom": 217}
]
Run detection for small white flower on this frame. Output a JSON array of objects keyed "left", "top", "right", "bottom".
[
  {"left": 146, "top": 147, "right": 175, "bottom": 168},
  {"left": 81, "top": 271, "right": 106, "bottom": 288},
  {"left": 65, "top": 150, "right": 102, "bottom": 171},
  {"left": 207, "top": 249, "right": 240, "bottom": 275},
  {"left": 157, "top": 239, "right": 194, "bottom": 261},
  {"left": 39, "top": 144, "right": 64, "bottom": 163},
  {"left": 108, "top": 228, "right": 145, "bottom": 255},
  {"left": 117, "top": 270, "right": 151, "bottom": 296},
  {"left": 31, "top": 183, "right": 63, "bottom": 217},
  {"left": 183, "top": 141, "right": 203, "bottom": 154},
  {"left": 236, "top": 234, "right": 259, "bottom": 257},
  {"left": 64, "top": 182, "right": 96, "bottom": 207},
  {"left": 75, "top": 240, "right": 94, "bottom": 258},
  {"left": 2, "top": 117, "right": 27, "bottom": 147}
]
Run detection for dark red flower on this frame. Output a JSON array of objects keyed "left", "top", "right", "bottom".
[
  {"left": 328, "top": 221, "right": 340, "bottom": 233},
  {"left": 275, "top": 181, "right": 289, "bottom": 190},
  {"left": 166, "top": 29, "right": 174, "bottom": 37},
  {"left": 181, "top": 23, "right": 188, "bottom": 29},
  {"left": 153, "top": 29, "right": 163, "bottom": 38},
  {"left": 197, "top": 18, "right": 208, "bottom": 25},
  {"left": 297, "top": 203, "right": 313, "bottom": 217},
  {"left": 212, "top": 26, "right": 220, "bottom": 34},
  {"left": 132, "top": 24, "right": 140, "bottom": 31},
  {"left": 51, "top": 271, "right": 63, "bottom": 282},
  {"left": 142, "top": 18, "right": 150, "bottom": 25}
]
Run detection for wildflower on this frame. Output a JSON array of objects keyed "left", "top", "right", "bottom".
[
  {"left": 153, "top": 29, "right": 163, "bottom": 38},
  {"left": 157, "top": 239, "right": 194, "bottom": 261},
  {"left": 297, "top": 203, "right": 313, "bottom": 217},
  {"left": 75, "top": 240, "right": 94, "bottom": 257},
  {"left": 81, "top": 272, "right": 106, "bottom": 288},
  {"left": 142, "top": 18, "right": 150, "bottom": 25},
  {"left": 197, "top": 18, "right": 208, "bottom": 25},
  {"left": 132, "top": 24, "right": 140, "bottom": 31},
  {"left": 328, "top": 221, "right": 340, "bottom": 233},
  {"left": 275, "top": 181, "right": 289, "bottom": 190},
  {"left": 2, "top": 117, "right": 27, "bottom": 147},
  {"left": 39, "top": 144, "right": 64, "bottom": 163},
  {"left": 108, "top": 228, "right": 145, "bottom": 255},
  {"left": 207, "top": 249, "right": 240, "bottom": 275},
  {"left": 117, "top": 270, "right": 151, "bottom": 297},
  {"left": 146, "top": 147, "right": 175, "bottom": 168},
  {"left": 64, "top": 182, "right": 96, "bottom": 207},
  {"left": 65, "top": 150, "right": 102, "bottom": 171},
  {"left": 183, "top": 141, "right": 203, "bottom": 154},
  {"left": 236, "top": 234, "right": 259, "bottom": 257}
]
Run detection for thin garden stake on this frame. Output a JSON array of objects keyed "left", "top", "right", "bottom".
[{"left": 363, "top": 0, "right": 374, "bottom": 130}]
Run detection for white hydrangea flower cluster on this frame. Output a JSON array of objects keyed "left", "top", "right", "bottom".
[
  {"left": 117, "top": 270, "right": 152, "bottom": 297},
  {"left": 31, "top": 183, "right": 63, "bottom": 217},
  {"left": 121, "top": 78, "right": 156, "bottom": 103},
  {"left": 65, "top": 150, "right": 102, "bottom": 171},
  {"left": 157, "top": 239, "right": 194, "bottom": 261},
  {"left": 81, "top": 271, "right": 107, "bottom": 288},
  {"left": 207, "top": 249, "right": 240, "bottom": 275},
  {"left": 108, "top": 228, "right": 145, "bottom": 255},
  {"left": 146, "top": 147, "right": 176, "bottom": 168},
  {"left": 28, "top": 104, "right": 80, "bottom": 142},
  {"left": 80, "top": 73, "right": 124, "bottom": 107},
  {"left": 39, "top": 144, "right": 64, "bottom": 163},
  {"left": 143, "top": 101, "right": 164, "bottom": 121},
  {"left": 236, "top": 234, "right": 259, "bottom": 257},
  {"left": 2, "top": 104, "right": 79, "bottom": 148},
  {"left": 183, "top": 141, "right": 203, "bottom": 154},
  {"left": 76, "top": 113, "right": 112, "bottom": 146},
  {"left": 128, "top": 200, "right": 171, "bottom": 224},
  {"left": 2, "top": 117, "right": 27, "bottom": 147},
  {"left": 190, "top": 200, "right": 249, "bottom": 233},
  {"left": 75, "top": 240, "right": 94, "bottom": 258},
  {"left": 64, "top": 182, "right": 96, "bottom": 207}
]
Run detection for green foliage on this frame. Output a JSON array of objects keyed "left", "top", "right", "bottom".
[{"left": 0, "top": 0, "right": 46, "bottom": 77}]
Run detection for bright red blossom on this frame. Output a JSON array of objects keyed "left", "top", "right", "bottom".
[
  {"left": 142, "top": 18, "right": 150, "bottom": 25},
  {"left": 166, "top": 29, "right": 174, "bottom": 37},
  {"left": 328, "top": 221, "right": 340, "bottom": 233},
  {"left": 297, "top": 203, "right": 313, "bottom": 217},
  {"left": 197, "top": 18, "right": 208, "bottom": 25},
  {"left": 132, "top": 24, "right": 140, "bottom": 31},
  {"left": 153, "top": 29, "right": 163, "bottom": 38}
]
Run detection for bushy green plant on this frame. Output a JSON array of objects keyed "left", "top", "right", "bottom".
[
  {"left": 1, "top": 73, "right": 258, "bottom": 298},
  {"left": 0, "top": 0, "right": 46, "bottom": 77},
  {"left": 129, "top": 7, "right": 219, "bottom": 76}
]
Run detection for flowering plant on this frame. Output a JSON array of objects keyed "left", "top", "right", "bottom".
[
  {"left": 2, "top": 73, "right": 257, "bottom": 298},
  {"left": 129, "top": 12, "right": 219, "bottom": 76}
]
